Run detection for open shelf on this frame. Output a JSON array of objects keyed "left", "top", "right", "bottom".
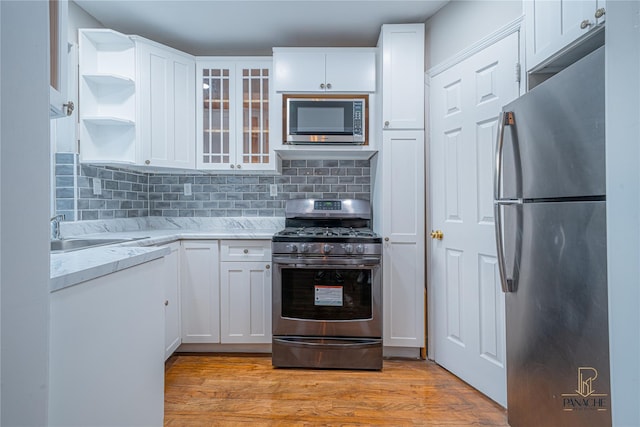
[
  {"left": 82, "top": 116, "right": 135, "bottom": 126},
  {"left": 81, "top": 28, "right": 133, "bottom": 50},
  {"left": 83, "top": 74, "right": 135, "bottom": 87}
]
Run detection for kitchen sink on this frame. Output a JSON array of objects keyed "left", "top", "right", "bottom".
[{"left": 50, "top": 237, "right": 148, "bottom": 254}]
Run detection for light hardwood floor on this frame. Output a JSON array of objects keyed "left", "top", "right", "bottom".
[{"left": 164, "top": 354, "right": 508, "bottom": 426}]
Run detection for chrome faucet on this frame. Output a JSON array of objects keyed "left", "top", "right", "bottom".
[{"left": 50, "top": 214, "right": 65, "bottom": 240}]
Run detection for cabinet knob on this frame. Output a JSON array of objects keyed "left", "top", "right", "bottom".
[
  {"left": 580, "top": 19, "right": 593, "bottom": 29},
  {"left": 320, "top": 83, "right": 325, "bottom": 89},
  {"left": 164, "top": 300, "right": 169, "bottom": 306},
  {"left": 595, "top": 7, "right": 605, "bottom": 19},
  {"left": 63, "top": 101, "right": 74, "bottom": 116},
  {"left": 326, "top": 83, "right": 332, "bottom": 90},
  {"left": 384, "top": 237, "right": 389, "bottom": 242},
  {"left": 243, "top": 248, "right": 249, "bottom": 254},
  {"left": 266, "top": 264, "right": 270, "bottom": 270},
  {"left": 237, "top": 164, "right": 242, "bottom": 169},
  {"left": 145, "top": 160, "right": 151, "bottom": 165},
  {"left": 230, "top": 164, "right": 235, "bottom": 169},
  {"left": 384, "top": 121, "right": 390, "bottom": 128}
]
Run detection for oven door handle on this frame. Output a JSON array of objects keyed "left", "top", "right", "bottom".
[
  {"left": 272, "top": 256, "right": 381, "bottom": 267},
  {"left": 273, "top": 337, "right": 381, "bottom": 349}
]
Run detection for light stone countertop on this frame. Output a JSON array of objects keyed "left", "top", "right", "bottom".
[
  {"left": 51, "top": 217, "right": 284, "bottom": 292},
  {"left": 50, "top": 246, "right": 171, "bottom": 292}
]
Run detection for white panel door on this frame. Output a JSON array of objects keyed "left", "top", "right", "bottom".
[
  {"left": 381, "top": 130, "right": 425, "bottom": 348},
  {"left": 430, "top": 32, "right": 520, "bottom": 406}
]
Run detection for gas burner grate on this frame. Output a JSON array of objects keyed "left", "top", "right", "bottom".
[{"left": 277, "top": 227, "right": 377, "bottom": 238}]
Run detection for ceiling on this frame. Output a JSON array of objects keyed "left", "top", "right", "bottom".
[{"left": 73, "top": 0, "right": 449, "bottom": 56}]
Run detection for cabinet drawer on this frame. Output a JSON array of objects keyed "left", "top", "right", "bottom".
[{"left": 220, "top": 240, "right": 271, "bottom": 262}]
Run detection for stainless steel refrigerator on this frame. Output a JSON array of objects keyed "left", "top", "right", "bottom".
[{"left": 494, "top": 46, "right": 610, "bottom": 427}]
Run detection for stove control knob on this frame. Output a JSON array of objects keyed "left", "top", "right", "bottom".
[
  {"left": 343, "top": 244, "right": 354, "bottom": 254},
  {"left": 356, "top": 244, "right": 365, "bottom": 254},
  {"left": 300, "top": 243, "right": 310, "bottom": 253},
  {"left": 323, "top": 244, "right": 333, "bottom": 254},
  {"left": 286, "top": 244, "right": 298, "bottom": 253}
]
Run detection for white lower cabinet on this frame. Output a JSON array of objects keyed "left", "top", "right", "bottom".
[
  {"left": 219, "top": 240, "right": 272, "bottom": 344},
  {"left": 162, "top": 242, "right": 181, "bottom": 359},
  {"left": 49, "top": 258, "right": 165, "bottom": 427},
  {"left": 180, "top": 240, "right": 220, "bottom": 343}
]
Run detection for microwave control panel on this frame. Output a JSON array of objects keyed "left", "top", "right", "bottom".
[{"left": 353, "top": 102, "right": 363, "bottom": 137}]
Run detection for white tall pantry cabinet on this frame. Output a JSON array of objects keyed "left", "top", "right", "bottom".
[{"left": 373, "top": 24, "right": 426, "bottom": 355}]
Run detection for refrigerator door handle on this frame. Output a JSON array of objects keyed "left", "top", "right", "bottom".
[
  {"left": 495, "top": 111, "right": 518, "bottom": 293},
  {"left": 495, "top": 200, "right": 520, "bottom": 293},
  {"left": 494, "top": 111, "right": 514, "bottom": 200}
]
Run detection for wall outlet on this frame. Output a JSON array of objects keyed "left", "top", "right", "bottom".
[
  {"left": 92, "top": 178, "right": 102, "bottom": 196},
  {"left": 184, "top": 183, "right": 192, "bottom": 196},
  {"left": 270, "top": 184, "right": 278, "bottom": 197}
]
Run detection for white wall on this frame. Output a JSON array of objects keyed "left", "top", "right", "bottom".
[
  {"left": 606, "top": 2, "right": 640, "bottom": 426},
  {"left": 425, "top": 0, "right": 522, "bottom": 70},
  {"left": 69, "top": 0, "right": 104, "bottom": 43},
  {"left": 0, "top": 1, "right": 51, "bottom": 425}
]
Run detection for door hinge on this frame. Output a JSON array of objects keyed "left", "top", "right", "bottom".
[{"left": 515, "top": 63, "right": 521, "bottom": 84}]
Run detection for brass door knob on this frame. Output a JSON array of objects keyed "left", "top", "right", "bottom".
[{"left": 430, "top": 230, "right": 444, "bottom": 240}]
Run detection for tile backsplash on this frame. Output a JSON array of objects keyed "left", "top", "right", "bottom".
[
  {"left": 55, "top": 155, "right": 371, "bottom": 220},
  {"left": 55, "top": 153, "right": 149, "bottom": 221}
]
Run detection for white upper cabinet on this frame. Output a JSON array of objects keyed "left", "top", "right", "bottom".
[
  {"left": 378, "top": 24, "right": 425, "bottom": 130},
  {"left": 273, "top": 48, "right": 376, "bottom": 92},
  {"left": 525, "top": 0, "right": 606, "bottom": 71},
  {"left": 135, "top": 37, "right": 196, "bottom": 169},
  {"left": 50, "top": 0, "right": 70, "bottom": 119},
  {"left": 196, "top": 58, "right": 274, "bottom": 172},
  {"left": 79, "top": 29, "right": 196, "bottom": 168},
  {"left": 78, "top": 29, "right": 137, "bottom": 164}
]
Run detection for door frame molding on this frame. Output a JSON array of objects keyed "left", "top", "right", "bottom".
[{"left": 427, "top": 16, "right": 524, "bottom": 78}]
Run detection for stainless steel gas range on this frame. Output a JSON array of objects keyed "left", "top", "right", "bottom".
[{"left": 271, "top": 199, "right": 382, "bottom": 370}]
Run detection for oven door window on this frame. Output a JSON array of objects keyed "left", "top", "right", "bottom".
[{"left": 281, "top": 267, "right": 372, "bottom": 320}]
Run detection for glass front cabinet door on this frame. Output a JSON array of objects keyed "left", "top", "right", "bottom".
[{"left": 196, "top": 59, "right": 273, "bottom": 171}]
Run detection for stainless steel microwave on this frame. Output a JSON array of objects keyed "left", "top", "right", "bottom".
[{"left": 284, "top": 95, "right": 368, "bottom": 145}]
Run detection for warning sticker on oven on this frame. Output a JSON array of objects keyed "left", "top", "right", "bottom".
[{"left": 314, "top": 286, "right": 343, "bottom": 306}]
